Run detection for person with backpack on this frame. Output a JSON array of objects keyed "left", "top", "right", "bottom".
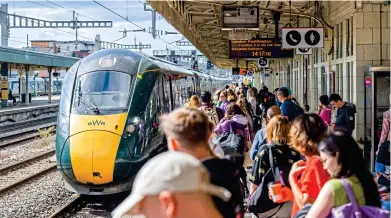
[
  {"left": 277, "top": 87, "right": 304, "bottom": 122},
  {"left": 248, "top": 115, "right": 301, "bottom": 217},
  {"left": 250, "top": 106, "right": 281, "bottom": 160},
  {"left": 305, "top": 130, "right": 384, "bottom": 218},
  {"left": 160, "top": 108, "right": 245, "bottom": 218},
  {"left": 199, "top": 91, "right": 224, "bottom": 123},
  {"left": 328, "top": 94, "right": 356, "bottom": 135}
]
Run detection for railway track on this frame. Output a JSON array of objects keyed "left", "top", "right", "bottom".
[
  {"left": 0, "top": 121, "right": 57, "bottom": 148},
  {"left": 49, "top": 193, "right": 130, "bottom": 218},
  {"left": 0, "top": 150, "right": 56, "bottom": 195}
]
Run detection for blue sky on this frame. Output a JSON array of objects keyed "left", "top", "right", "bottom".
[{"left": 3, "top": 1, "right": 197, "bottom": 55}]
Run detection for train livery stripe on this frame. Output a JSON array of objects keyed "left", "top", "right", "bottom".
[{"left": 69, "top": 113, "right": 128, "bottom": 185}]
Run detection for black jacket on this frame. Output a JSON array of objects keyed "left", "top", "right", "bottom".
[
  {"left": 335, "top": 102, "right": 356, "bottom": 135},
  {"left": 202, "top": 158, "right": 244, "bottom": 218}
]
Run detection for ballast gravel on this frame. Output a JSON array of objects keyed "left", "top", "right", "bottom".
[
  {"left": 0, "top": 136, "right": 55, "bottom": 168},
  {"left": 0, "top": 171, "right": 77, "bottom": 218}
]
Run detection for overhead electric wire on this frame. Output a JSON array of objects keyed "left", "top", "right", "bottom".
[
  {"left": 27, "top": 1, "right": 57, "bottom": 9},
  {"left": 133, "top": 0, "right": 184, "bottom": 50},
  {"left": 93, "top": 0, "right": 144, "bottom": 30},
  {"left": 46, "top": 0, "right": 96, "bottom": 21}
]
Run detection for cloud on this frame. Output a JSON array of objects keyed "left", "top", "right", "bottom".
[{"left": 5, "top": 1, "right": 196, "bottom": 55}]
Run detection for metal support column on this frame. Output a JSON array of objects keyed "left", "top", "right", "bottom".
[
  {"left": 48, "top": 67, "right": 52, "bottom": 103},
  {"left": 25, "top": 64, "right": 29, "bottom": 105},
  {"left": 1, "top": 62, "right": 8, "bottom": 107}
]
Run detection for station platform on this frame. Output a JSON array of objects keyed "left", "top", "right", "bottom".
[{"left": 0, "top": 95, "right": 60, "bottom": 125}]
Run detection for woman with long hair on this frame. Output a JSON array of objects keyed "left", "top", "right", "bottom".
[
  {"left": 250, "top": 115, "right": 301, "bottom": 217},
  {"left": 213, "top": 89, "right": 222, "bottom": 107},
  {"left": 247, "top": 88, "right": 257, "bottom": 113},
  {"left": 227, "top": 89, "right": 237, "bottom": 102},
  {"left": 288, "top": 114, "right": 329, "bottom": 217},
  {"left": 306, "top": 130, "right": 381, "bottom": 218},
  {"left": 219, "top": 91, "right": 229, "bottom": 112},
  {"left": 214, "top": 103, "right": 253, "bottom": 195}
]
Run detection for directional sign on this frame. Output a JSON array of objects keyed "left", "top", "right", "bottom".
[
  {"left": 258, "top": 58, "right": 269, "bottom": 68},
  {"left": 282, "top": 28, "right": 324, "bottom": 49},
  {"left": 229, "top": 39, "right": 294, "bottom": 58},
  {"left": 296, "top": 48, "right": 313, "bottom": 55}
]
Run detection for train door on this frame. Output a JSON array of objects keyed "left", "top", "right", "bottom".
[{"left": 364, "top": 66, "right": 390, "bottom": 170}]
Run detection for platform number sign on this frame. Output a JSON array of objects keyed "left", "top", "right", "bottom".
[
  {"left": 258, "top": 58, "right": 269, "bottom": 68},
  {"left": 282, "top": 28, "right": 324, "bottom": 49}
]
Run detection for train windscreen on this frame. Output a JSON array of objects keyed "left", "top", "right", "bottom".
[{"left": 72, "top": 71, "right": 132, "bottom": 114}]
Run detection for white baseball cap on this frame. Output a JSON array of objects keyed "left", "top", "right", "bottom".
[{"left": 111, "top": 152, "right": 232, "bottom": 218}]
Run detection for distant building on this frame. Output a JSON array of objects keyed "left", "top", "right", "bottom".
[{"left": 24, "top": 39, "right": 98, "bottom": 58}]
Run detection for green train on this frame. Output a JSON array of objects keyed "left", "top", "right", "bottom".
[{"left": 56, "top": 49, "right": 230, "bottom": 195}]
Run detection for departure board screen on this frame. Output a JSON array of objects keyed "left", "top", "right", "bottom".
[{"left": 229, "top": 39, "right": 294, "bottom": 58}]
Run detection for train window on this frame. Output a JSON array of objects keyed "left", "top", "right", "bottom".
[
  {"left": 72, "top": 71, "right": 132, "bottom": 114},
  {"left": 60, "top": 65, "right": 78, "bottom": 115},
  {"left": 163, "top": 74, "right": 173, "bottom": 111}
]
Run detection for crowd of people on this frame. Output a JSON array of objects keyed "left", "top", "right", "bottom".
[{"left": 112, "top": 83, "right": 390, "bottom": 218}]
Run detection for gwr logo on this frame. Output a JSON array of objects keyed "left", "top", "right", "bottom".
[{"left": 88, "top": 120, "right": 106, "bottom": 126}]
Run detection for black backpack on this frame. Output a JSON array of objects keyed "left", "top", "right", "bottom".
[
  {"left": 252, "top": 116, "right": 263, "bottom": 133},
  {"left": 248, "top": 145, "right": 292, "bottom": 214},
  {"left": 293, "top": 103, "right": 305, "bottom": 118}
]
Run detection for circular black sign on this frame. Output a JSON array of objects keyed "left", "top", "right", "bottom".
[
  {"left": 258, "top": 58, "right": 268, "bottom": 66},
  {"left": 285, "top": 30, "right": 301, "bottom": 46},
  {"left": 305, "top": 30, "right": 320, "bottom": 46},
  {"left": 298, "top": 48, "right": 310, "bottom": 53}
]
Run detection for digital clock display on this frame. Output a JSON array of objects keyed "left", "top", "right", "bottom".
[{"left": 229, "top": 39, "right": 294, "bottom": 58}]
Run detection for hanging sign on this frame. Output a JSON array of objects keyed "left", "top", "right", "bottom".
[
  {"left": 296, "top": 48, "right": 313, "bottom": 55},
  {"left": 258, "top": 58, "right": 269, "bottom": 68},
  {"left": 282, "top": 27, "right": 324, "bottom": 49},
  {"left": 229, "top": 39, "right": 294, "bottom": 58}
]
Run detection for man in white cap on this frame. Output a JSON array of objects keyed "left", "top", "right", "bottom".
[{"left": 111, "top": 152, "right": 231, "bottom": 218}]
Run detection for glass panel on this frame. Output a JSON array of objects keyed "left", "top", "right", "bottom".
[{"left": 72, "top": 71, "right": 132, "bottom": 114}]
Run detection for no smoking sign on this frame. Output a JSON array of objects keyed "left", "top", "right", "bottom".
[{"left": 281, "top": 28, "right": 324, "bottom": 49}]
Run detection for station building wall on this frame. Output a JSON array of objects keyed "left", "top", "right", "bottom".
[{"left": 260, "top": 2, "right": 390, "bottom": 140}]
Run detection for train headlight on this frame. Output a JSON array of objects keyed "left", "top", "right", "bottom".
[
  {"left": 125, "top": 125, "right": 136, "bottom": 133},
  {"left": 58, "top": 114, "right": 69, "bottom": 136},
  {"left": 125, "top": 116, "right": 142, "bottom": 135}
]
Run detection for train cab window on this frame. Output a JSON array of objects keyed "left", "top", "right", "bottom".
[
  {"left": 72, "top": 71, "right": 132, "bottom": 114},
  {"left": 60, "top": 63, "right": 78, "bottom": 115}
]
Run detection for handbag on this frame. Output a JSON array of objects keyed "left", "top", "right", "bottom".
[
  {"left": 211, "top": 121, "right": 246, "bottom": 157},
  {"left": 328, "top": 179, "right": 390, "bottom": 218},
  {"left": 248, "top": 146, "right": 283, "bottom": 214}
]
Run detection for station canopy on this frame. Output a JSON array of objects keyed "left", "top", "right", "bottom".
[{"left": 148, "top": 1, "right": 327, "bottom": 71}]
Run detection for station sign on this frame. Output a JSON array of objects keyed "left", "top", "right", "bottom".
[
  {"left": 258, "top": 58, "right": 269, "bottom": 68},
  {"left": 282, "top": 27, "right": 324, "bottom": 49},
  {"left": 229, "top": 39, "right": 294, "bottom": 59},
  {"left": 296, "top": 48, "right": 313, "bottom": 55}
]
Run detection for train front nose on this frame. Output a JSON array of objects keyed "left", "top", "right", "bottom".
[{"left": 69, "top": 130, "right": 123, "bottom": 185}]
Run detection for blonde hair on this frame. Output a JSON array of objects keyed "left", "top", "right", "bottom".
[
  {"left": 236, "top": 98, "right": 248, "bottom": 116},
  {"left": 289, "top": 114, "right": 327, "bottom": 156},
  {"left": 187, "top": 95, "right": 201, "bottom": 108},
  {"left": 160, "top": 108, "right": 210, "bottom": 146},
  {"left": 266, "top": 115, "right": 291, "bottom": 145}
]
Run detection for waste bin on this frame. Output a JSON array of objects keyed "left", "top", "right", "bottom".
[{"left": 21, "top": 93, "right": 32, "bottom": 103}]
